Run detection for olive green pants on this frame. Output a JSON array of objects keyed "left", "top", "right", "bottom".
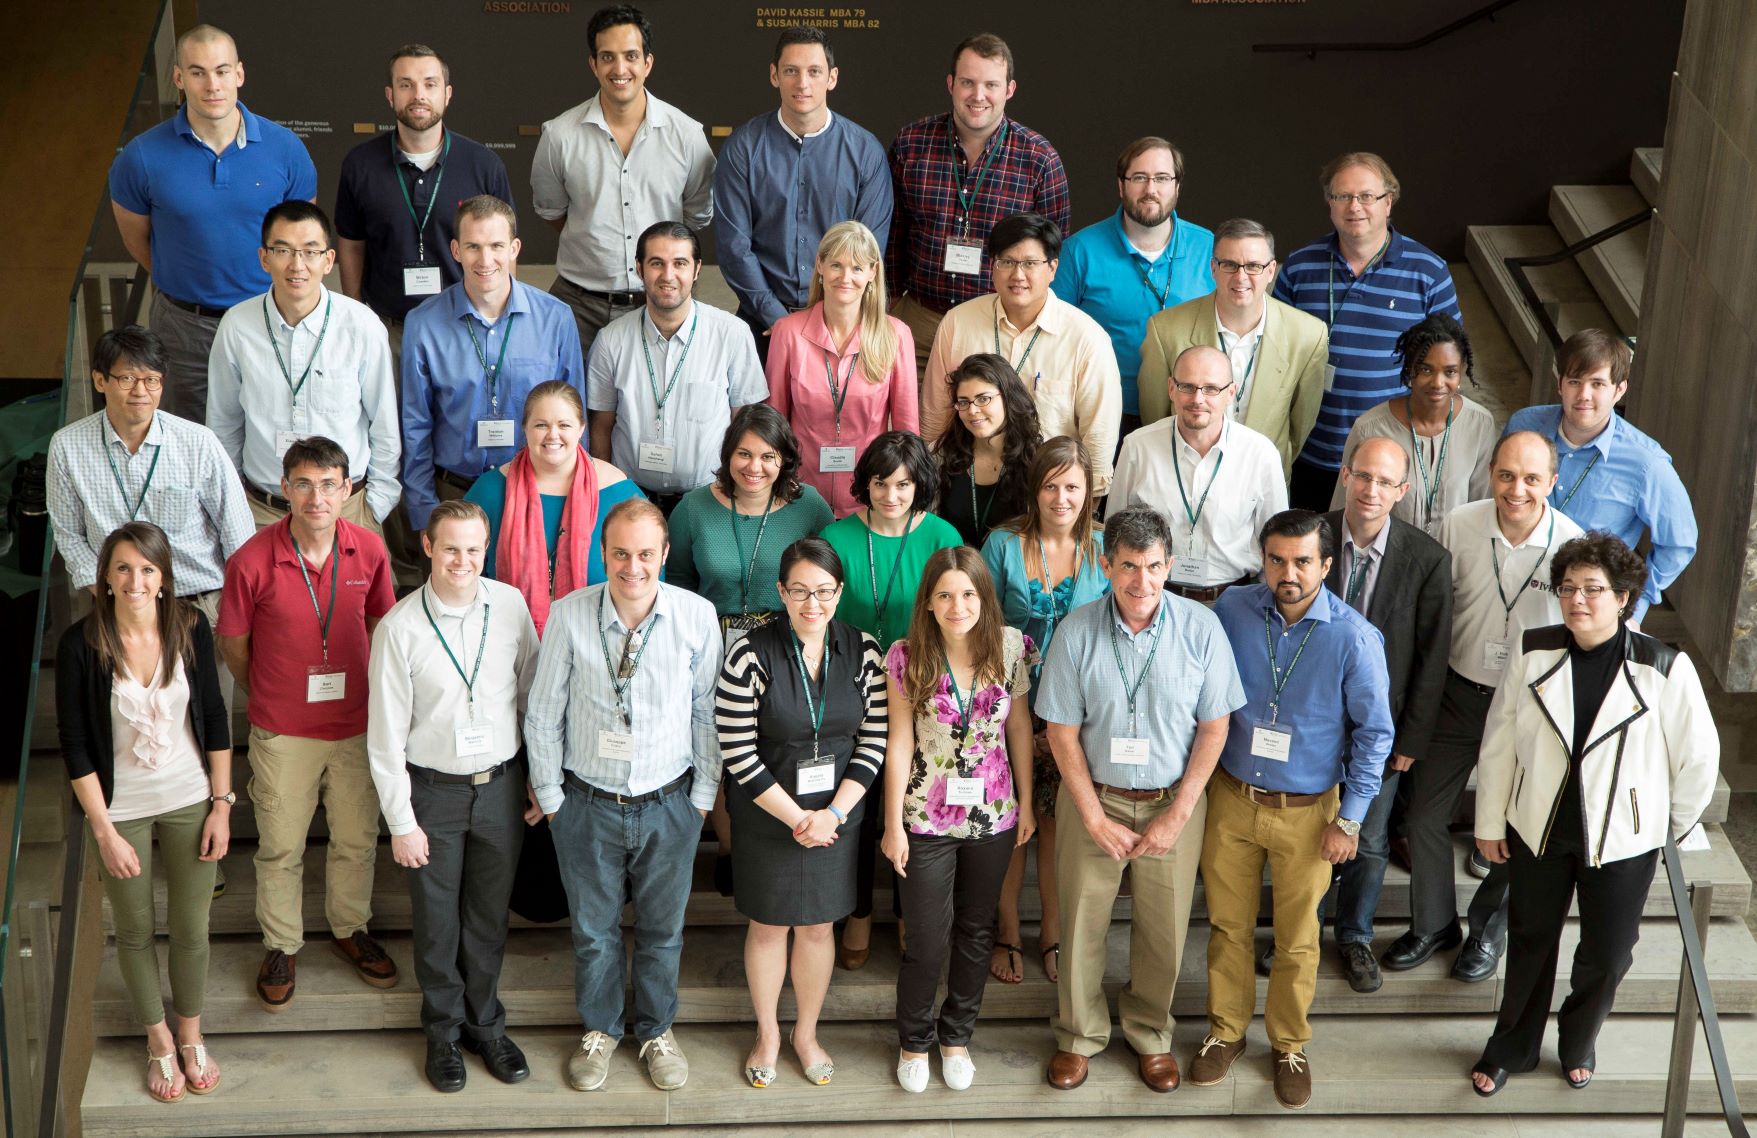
[{"left": 99, "top": 799, "right": 217, "bottom": 1026}]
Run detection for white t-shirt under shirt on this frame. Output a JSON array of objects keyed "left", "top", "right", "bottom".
[{"left": 107, "top": 657, "right": 210, "bottom": 823}]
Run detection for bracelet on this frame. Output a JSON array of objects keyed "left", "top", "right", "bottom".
[{"left": 826, "top": 804, "right": 846, "bottom": 825}]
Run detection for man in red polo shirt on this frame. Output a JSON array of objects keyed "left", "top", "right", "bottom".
[{"left": 218, "top": 435, "right": 399, "bottom": 1011}]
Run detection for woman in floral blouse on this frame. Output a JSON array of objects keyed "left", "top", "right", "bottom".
[{"left": 881, "top": 547, "right": 1036, "bottom": 1094}]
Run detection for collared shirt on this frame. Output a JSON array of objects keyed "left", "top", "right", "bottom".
[
  {"left": 1215, "top": 300, "right": 1268, "bottom": 418},
  {"left": 47, "top": 409, "right": 253, "bottom": 593},
  {"left": 1441, "top": 498, "right": 1584, "bottom": 686},
  {"left": 713, "top": 110, "right": 892, "bottom": 328},
  {"left": 1051, "top": 209, "right": 1216, "bottom": 415},
  {"left": 207, "top": 286, "right": 402, "bottom": 521},
  {"left": 529, "top": 90, "right": 715, "bottom": 292},
  {"left": 1339, "top": 516, "right": 1393, "bottom": 614},
  {"left": 885, "top": 113, "right": 1071, "bottom": 315},
  {"left": 525, "top": 582, "right": 723, "bottom": 815},
  {"left": 333, "top": 129, "right": 514, "bottom": 322},
  {"left": 1108, "top": 417, "right": 1287, "bottom": 585},
  {"left": 366, "top": 579, "right": 540, "bottom": 835},
  {"left": 1273, "top": 227, "right": 1462, "bottom": 469},
  {"left": 399, "top": 279, "right": 586, "bottom": 528},
  {"left": 1331, "top": 396, "right": 1496, "bottom": 535},
  {"left": 1503, "top": 405, "right": 1697, "bottom": 621},
  {"left": 585, "top": 301, "right": 768, "bottom": 494},
  {"left": 108, "top": 102, "right": 318, "bottom": 308},
  {"left": 920, "top": 292, "right": 1121, "bottom": 492},
  {"left": 216, "top": 516, "right": 396, "bottom": 740},
  {"left": 1036, "top": 592, "right": 1245, "bottom": 790},
  {"left": 1215, "top": 584, "right": 1394, "bottom": 822}
]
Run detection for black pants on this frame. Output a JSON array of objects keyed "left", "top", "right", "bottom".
[
  {"left": 1481, "top": 831, "right": 1656, "bottom": 1072},
  {"left": 1405, "top": 671, "right": 1509, "bottom": 944},
  {"left": 894, "top": 829, "right": 1013, "bottom": 1051},
  {"left": 405, "top": 763, "right": 526, "bottom": 1044}
]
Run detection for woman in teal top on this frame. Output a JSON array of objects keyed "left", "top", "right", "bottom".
[{"left": 978, "top": 436, "right": 1109, "bottom": 987}]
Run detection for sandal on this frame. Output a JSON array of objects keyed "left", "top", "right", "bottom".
[
  {"left": 146, "top": 1051, "right": 185, "bottom": 1103},
  {"left": 989, "top": 942, "right": 1024, "bottom": 984},
  {"left": 790, "top": 1029, "right": 834, "bottom": 1086},
  {"left": 1470, "top": 1060, "right": 1509, "bottom": 1098},
  {"left": 1564, "top": 1054, "right": 1595, "bottom": 1089},
  {"left": 180, "top": 1041, "right": 220, "bottom": 1094},
  {"left": 1040, "top": 942, "right": 1061, "bottom": 983}
]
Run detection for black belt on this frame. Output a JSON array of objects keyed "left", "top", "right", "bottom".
[
  {"left": 566, "top": 769, "right": 690, "bottom": 806},
  {"left": 161, "top": 294, "right": 229, "bottom": 319},
  {"left": 561, "top": 278, "right": 644, "bottom": 307},
  {"left": 435, "top": 467, "right": 479, "bottom": 494},
  {"left": 1448, "top": 668, "right": 1496, "bottom": 697},
  {"left": 644, "top": 489, "right": 686, "bottom": 515},
  {"left": 409, "top": 756, "right": 516, "bottom": 786},
  {"left": 246, "top": 478, "right": 365, "bottom": 512}
]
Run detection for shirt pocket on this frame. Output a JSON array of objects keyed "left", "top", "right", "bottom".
[
  {"left": 309, "top": 360, "right": 363, "bottom": 418},
  {"left": 677, "top": 375, "right": 727, "bottom": 425},
  {"left": 145, "top": 485, "right": 198, "bottom": 534}
]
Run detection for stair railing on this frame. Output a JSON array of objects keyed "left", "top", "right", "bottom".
[
  {"left": 1503, "top": 206, "right": 1652, "bottom": 354},
  {"left": 1660, "top": 837, "right": 1749, "bottom": 1137},
  {"left": 1253, "top": 0, "right": 1525, "bottom": 58}
]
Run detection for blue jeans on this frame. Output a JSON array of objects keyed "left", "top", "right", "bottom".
[
  {"left": 551, "top": 777, "right": 698, "bottom": 1042},
  {"left": 1330, "top": 768, "right": 1400, "bottom": 946}
]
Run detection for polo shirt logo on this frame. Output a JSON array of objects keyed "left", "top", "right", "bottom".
[{"left": 346, "top": 577, "right": 371, "bottom": 587}]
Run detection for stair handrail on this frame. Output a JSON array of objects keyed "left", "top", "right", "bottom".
[
  {"left": 1659, "top": 837, "right": 1749, "bottom": 1137},
  {"left": 1503, "top": 205, "right": 1652, "bottom": 353},
  {"left": 1253, "top": 0, "right": 1525, "bottom": 57},
  {"left": 34, "top": 819, "right": 87, "bottom": 1138}
]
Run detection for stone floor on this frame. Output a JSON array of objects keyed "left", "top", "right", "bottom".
[{"left": 378, "top": 1117, "right": 1738, "bottom": 1136}]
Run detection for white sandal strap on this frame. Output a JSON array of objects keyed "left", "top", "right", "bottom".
[
  {"left": 147, "top": 1051, "right": 177, "bottom": 1085},
  {"left": 179, "top": 1043, "right": 209, "bottom": 1077}
]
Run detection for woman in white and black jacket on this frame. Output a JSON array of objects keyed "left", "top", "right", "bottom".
[{"left": 1468, "top": 532, "right": 1718, "bottom": 1097}]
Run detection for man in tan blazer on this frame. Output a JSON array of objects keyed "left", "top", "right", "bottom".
[{"left": 1138, "top": 218, "right": 1328, "bottom": 477}]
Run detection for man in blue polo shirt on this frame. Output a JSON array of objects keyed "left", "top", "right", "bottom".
[
  {"left": 1273, "top": 152, "right": 1461, "bottom": 510},
  {"left": 109, "top": 24, "right": 317, "bottom": 426},
  {"left": 1502, "top": 328, "right": 1696, "bottom": 624},
  {"left": 1052, "top": 137, "right": 1214, "bottom": 436},
  {"left": 400, "top": 195, "right": 585, "bottom": 531},
  {"left": 713, "top": 24, "right": 890, "bottom": 361}
]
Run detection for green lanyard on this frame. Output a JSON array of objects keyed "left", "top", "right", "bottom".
[
  {"left": 394, "top": 132, "right": 450, "bottom": 264},
  {"left": 1223, "top": 330, "right": 1263, "bottom": 407},
  {"left": 1344, "top": 545, "right": 1372, "bottom": 608},
  {"left": 1491, "top": 511, "right": 1556, "bottom": 631},
  {"left": 949, "top": 118, "right": 1008, "bottom": 225},
  {"left": 730, "top": 492, "right": 775, "bottom": 611},
  {"left": 1106, "top": 599, "right": 1167, "bottom": 733},
  {"left": 790, "top": 627, "right": 829, "bottom": 754},
  {"left": 294, "top": 540, "right": 341, "bottom": 663},
  {"left": 1555, "top": 448, "right": 1602, "bottom": 512},
  {"left": 103, "top": 437, "right": 161, "bottom": 522},
  {"left": 1325, "top": 233, "right": 1390, "bottom": 328},
  {"left": 1033, "top": 536, "right": 1075, "bottom": 650},
  {"left": 640, "top": 308, "right": 698, "bottom": 428},
  {"left": 262, "top": 294, "right": 333, "bottom": 408},
  {"left": 422, "top": 586, "right": 490, "bottom": 711},
  {"left": 1171, "top": 433, "right": 1224, "bottom": 529},
  {"left": 596, "top": 590, "right": 652, "bottom": 729},
  {"left": 993, "top": 299, "right": 1044, "bottom": 375},
  {"left": 823, "top": 350, "right": 858, "bottom": 436},
  {"left": 942, "top": 652, "right": 976, "bottom": 752},
  {"left": 866, "top": 512, "right": 915, "bottom": 646},
  {"left": 1263, "top": 611, "right": 1320, "bottom": 722},
  {"left": 464, "top": 313, "right": 516, "bottom": 417},
  {"left": 968, "top": 474, "right": 997, "bottom": 537},
  {"left": 1131, "top": 219, "right": 1179, "bottom": 307},
  {"left": 1407, "top": 396, "right": 1455, "bottom": 526}
]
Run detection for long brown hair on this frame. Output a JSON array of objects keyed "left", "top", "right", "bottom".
[
  {"left": 901, "top": 547, "right": 1008, "bottom": 717},
  {"left": 86, "top": 522, "right": 194, "bottom": 682},
  {"left": 1000, "top": 435, "right": 1101, "bottom": 580}
]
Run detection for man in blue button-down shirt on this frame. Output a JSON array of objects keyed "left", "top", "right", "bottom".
[{"left": 1198, "top": 509, "right": 1392, "bottom": 1109}]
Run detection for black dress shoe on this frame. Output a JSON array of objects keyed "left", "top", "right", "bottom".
[
  {"left": 461, "top": 1034, "right": 531, "bottom": 1084},
  {"left": 425, "top": 1040, "right": 466, "bottom": 1092},
  {"left": 1339, "top": 942, "right": 1382, "bottom": 993},
  {"left": 1450, "top": 935, "right": 1503, "bottom": 983},
  {"left": 1380, "top": 924, "right": 1462, "bottom": 971}
]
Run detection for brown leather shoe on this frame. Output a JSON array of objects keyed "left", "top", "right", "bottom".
[
  {"left": 1045, "top": 1050, "right": 1089, "bottom": 1090},
  {"left": 256, "top": 949, "right": 296, "bottom": 1012},
  {"left": 331, "top": 931, "right": 399, "bottom": 988},
  {"left": 1136, "top": 1051, "right": 1180, "bottom": 1093},
  {"left": 1273, "top": 1049, "right": 1312, "bottom": 1109},
  {"left": 1188, "top": 1034, "right": 1246, "bottom": 1086}
]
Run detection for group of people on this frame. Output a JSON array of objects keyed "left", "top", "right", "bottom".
[{"left": 51, "top": 3, "right": 1719, "bottom": 1115}]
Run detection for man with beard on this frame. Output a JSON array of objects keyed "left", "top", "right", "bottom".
[{"left": 1052, "top": 138, "right": 1214, "bottom": 436}]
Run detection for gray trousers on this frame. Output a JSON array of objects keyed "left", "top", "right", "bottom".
[
  {"left": 548, "top": 275, "right": 642, "bottom": 363},
  {"left": 149, "top": 291, "right": 222, "bottom": 425}
]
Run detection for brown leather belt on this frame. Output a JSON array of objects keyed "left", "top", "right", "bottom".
[
  {"left": 566, "top": 769, "right": 690, "bottom": 806},
  {"left": 1166, "top": 575, "right": 1253, "bottom": 604},
  {"left": 246, "top": 478, "right": 364, "bottom": 512},
  {"left": 1220, "top": 768, "right": 1329, "bottom": 809},
  {"left": 1098, "top": 782, "right": 1179, "bottom": 803}
]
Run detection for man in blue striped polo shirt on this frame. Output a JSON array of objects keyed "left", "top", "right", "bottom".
[{"left": 1272, "top": 153, "right": 1461, "bottom": 510}]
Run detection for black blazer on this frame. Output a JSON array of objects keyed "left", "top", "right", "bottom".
[
  {"left": 1323, "top": 511, "right": 1453, "bottom": 761},
  {"left": 56, "top": 608, "right": 231, "bottom": 808}
]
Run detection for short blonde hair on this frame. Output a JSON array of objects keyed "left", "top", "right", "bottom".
[
  {"left": 427, "top": 498, "right": 489, "bottom": 537},
  {"left": 1320, "top": 152, "right": 1401, "bottom": 204}
]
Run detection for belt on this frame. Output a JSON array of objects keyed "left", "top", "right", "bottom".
[
  {"left": 643, "top": 489, "right": 686, "bottom": 515},
  {"left": 161, "top": 294, "right": 229, "bottom": 319},
  {"left": 1220, "top": 768, "right": 1329, "bottom": 809},
  {"left": 435, "top": 467, "right": 479, "bottom": 494},
  {"left": 1166, "top": 575, "right": 1253, "bottom": 604},
  {"left": 1098, "top": 781, "right": 1180, "bottom": 803},
  {"left": 561, "top": 278, "right": 645, "bottom": 307},
  {"left": 565, "top": 769, "right": 690, "bottom": 806},
  {"left": 246, "top": 478, "right": 365, "bottom": 512},
  {"left": 1449, "top": 668, "right": 1496, "bottom": 697},
  {"left": 409, "top": 755, "right": 516, "bottom": 786}
]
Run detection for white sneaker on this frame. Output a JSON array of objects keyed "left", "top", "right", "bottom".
[
  {"left": 897, "top": 1051, "right": 929, "bottom": 1093},
  {"left": 940, "top": 1045, "right": 976, "bottom": 1091}
]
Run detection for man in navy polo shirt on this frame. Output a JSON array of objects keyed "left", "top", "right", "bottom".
[{"left": 109, "top": 24, "right": 317, "bottom": 425}]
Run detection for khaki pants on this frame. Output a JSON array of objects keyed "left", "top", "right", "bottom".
[
  {"left": 890, "top": 292, "right": 943, "bottom": 386},
  {"left": 247, "top": 726, "right": 379, "bottom": 954},
  {"left": 1200, "top": 772, "right": 1337, "bottom": 1052},
  {"left": 1052, "top": 782, "right": 1206, "bottom": 1056},
  {"left": 184, "top": 590, "right": 236, "bottom": 725},
  {"left": 249, "top": 487, "right": 383, "bottom": 534}
]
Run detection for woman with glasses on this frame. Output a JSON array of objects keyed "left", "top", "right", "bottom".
[
  {"left": 932, "top": 354, "right": 1042, "bottom": 548},
  {"left": 716, "top": 538, "right": 888, "bottom": 1087},
  {"left": 1468, "top": 532, "right": 1718, "bottom": 1097},
  {"left": 57, "top": 522, "right": 233, "bottom": 1102},
  {"left": 1330, "top": 313, "right": 1494, "bottom": 536},
  {"left": 883, "top": 547, "right": 1037, "bottom": 1092},
  {"left": 819, "top": 431, "right": 962, "bottom": 969},
  {"left": 765, "top": 221, "right": 918, "bottom": 516},
  {"left": 980, "top": 437, "right": 1110, "bottom": 985}
]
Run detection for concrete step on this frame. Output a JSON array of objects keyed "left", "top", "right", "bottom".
[
  {"left": 1464, "top": 225, "right": 1620, "bottom": 391},
  {"left": 79, "top": 1014, "right": 1757, "bottom": 1135},
  {"left": 90, "top": 916, "right": 1757, "bottom": 1038},
  {"left": 1632, "top": 147, "right": 1665, "bottom": 207},
  {"left": 1548, "top": 184, "right": 1652, "bottom": 338}
]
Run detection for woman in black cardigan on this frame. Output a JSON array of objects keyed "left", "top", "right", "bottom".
[{"left": 57, "top": 522, "right": 234, "bottom": 1103}]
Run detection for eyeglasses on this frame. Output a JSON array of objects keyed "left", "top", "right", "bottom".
[
  {"left": 782, "top": 585, "right": 842, "bottom": 604},
  {"left": 106, "top": 372, "right": 164, "bottom": 391},
  {"left": 263, "top": 246, "right": 332, "bottom": 265},
  {"left": 953, "top": 392, "right": 1001, "bottom": 412},
  {"left": 618, "top": 630, "right": 644, "bottom": 680},
  {"left": 1172, "top": 380, "right": 1235, "bottom": 400},
  {"left": 1345, "top": 470, "right": 1406, "bottom": 492},
  {"left": 1556, "top": 584, "right": 1613, "bottom": 600},
  {"left": 289, "top": 479, "right": 348, "bottom": 497},
  {"left": 1326, "top": 190, "right": 1392, "bottom": 206},
  {"left": 1213, "top": 259, "right": 1272, "bottom": 277},
  {"left": 1123, "top": 174, "right": 1178, "bottom": 188},
  {"left": 993, "top": 257, "right": 1051, "bottom": 273}
]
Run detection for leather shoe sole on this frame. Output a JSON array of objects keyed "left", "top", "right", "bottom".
[
  {"left": 1380, "top": 925, "right": 1463, "bottom": 971},
  {"left": 426, "top": 1042, "right": 466, "bottom": 1093},
  {"left": 1046, "top": 1050, "right": 1088, "bottom": 1090}
]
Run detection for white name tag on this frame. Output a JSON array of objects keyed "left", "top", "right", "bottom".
[
  {"left": 796, "top": 760, "right": 836, "bottom": 795},
  {"left": 1170, "top": 537, "right": 1209, "bottom": 584},
  {"left": 455, "top": 724, "right": 494, "bottom": 757},
  {"left": 818, "top": 446, "right": 856, "bottom": 473},
  {"left": 306, "top": 669, "right": 346, "bottom": 703},
  {"left": 477, "top": 419, "right": 516, "bottom": 448},
  {"left": 1250, "top": 720, "right": 1293, "bottom": 762},
  {"left": 1110, "top": 737, "right": 1150, "bottom": 767},
  {"left": 723, "top": 625, "right": 749, "bottom": 654},
  {"left": 1482, "top": 638, "right": 1511, "bottom": 672},
  {"left": 403, "top": 265, "right": 442, "bottom": 296},
  {"left": 1323, "top": 363, "right": 1338, "bottom": 393},
  {"left": 275, "top": 430, "right": 302, "bottom": 459},
  {"left": 638, "top": 442, "right": 676, "bottom": 474},
  {"left": 943, "top": 240, "right": 983, "bottom": 275},
  {"left": 946, "top": 776, "right": 986, "bottom": 806},
  {"left": 597, "top": 729, "right": 636, "bottom": 761}
]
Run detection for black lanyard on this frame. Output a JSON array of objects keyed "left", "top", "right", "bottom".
[
  {"left": 596, "top": 590, "right": 652, "bottom": 729},
  {"left": 295, "top": 540, "right": 340, "bottom": 663},
  {"left": 394, "top": 132, "right": 451, "bottom": 263},
  {"left": 823, "top": 350, "right": 858, "bottom": 437},
  {"left": 1491, "top": 511, "right": 1556, "bottom": 631}
]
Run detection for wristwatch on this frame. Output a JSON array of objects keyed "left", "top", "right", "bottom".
[
  {"left": 210, "top": 792, "right": 237, "bottom": 806},
  {"left": 1334, "top": 817, "right": 1361, "bottom": 837}
]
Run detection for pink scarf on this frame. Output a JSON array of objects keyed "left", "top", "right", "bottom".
[{"left": 499, "top": 445, "right": 598, "bottom": 635}]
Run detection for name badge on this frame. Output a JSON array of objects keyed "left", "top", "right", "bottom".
[
  {"left": 818, "top": 446, "right": 856, "bottom": 473},
  {"left": 796, "top": 759, "right": 836, "bottom": 796},
  {"left": 1482, "top": 638, "right": 1511, "bottom": 672},
  {"left": 723, "top": 625, "right": 749, "bottom": 654},
  {"left": 1250, "top": 720, "right": 1293, "bottom": 762},
  {"left": 275, "top": 430, "right": 303, "bottom": 459},
  {"left": 477, "top": 419, "right": 516, "bottom": 448},
  {"left": 1323, "top": 363, "right": 1338, "bottom": 393},
  {"left": 638, "top": 442, "right": 676, "bottom": 474},
  {"left": 455, "top": 724, "right": 494, "bottom": 757},
  {"left": 597, "top": 729, "right": 636, "bottom": 761},
  {"left": 943, "top": 240, "right": 983, "bottom": 276},
  {"left": 1170, "top": 536, "right": 1209, "bottom": 584},
  {"left": 945, "top": 776, "right": 986, "bottom": 806},
  {"left": 403, "top": 265, "right": 442, "bottom": 296},
  {"left": 1110, "top": 737, "right": 1150, "bottom": 767},
  {"left": 306, "top": 668, "right": 346, "bottom": 703}
]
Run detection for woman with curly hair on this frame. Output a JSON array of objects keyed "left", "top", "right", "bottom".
[{"left": 932, "top": 353, "right": 1041, "bottom": 547}]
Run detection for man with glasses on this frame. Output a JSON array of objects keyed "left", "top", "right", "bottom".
[
  {"left": 209, "top": 201, "right": 400, "bottom": 531},
  {"left": 1139, "top": 218, "right": 1329, "bottom": 478},
  {"left": 1272, "top": 153, "right": 1462, "bottom": 510},
  {"left": 1052, "top": 137, "right": 1214, "bottom": 435},
  {"left": 1109, "top": 346, "right": 1285, "bottom": 605},
  {"left": 919, "top": 212, "right": 1120, "bottom": 492},
  {"left": 526, "top": 498, "right": 723, "bottom": 1093},
  {"left": 109, "top": 24, "right": 318, "bottom": 425}
]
